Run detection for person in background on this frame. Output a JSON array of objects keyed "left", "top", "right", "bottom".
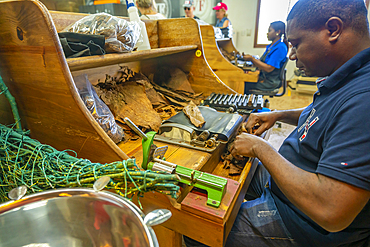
[
  {"left": 243, "top": 21, "right": 288, "bottom": 93},
  {"left": 213, "top": 2, "right": 230, "bottom": 28},
  {"left": 183, "top": 0, "right": 200, "bottom": 20},
  {"left": 185, "top": 0, "right": 370, "bottom": 246},
  {"left": 136, "top": 0, "right": 166, "bottom": 20}
]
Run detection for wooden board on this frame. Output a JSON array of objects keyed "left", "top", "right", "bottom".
[
  {"left": 119, "top": 139, "right": 214, "bottom": 170},
  {"left": 181, "top": 177, "right": 240, "bottom": 225},
  {"left": 67, "top": 46, "right": 198, "bottom": 71},
  {"left": 131, "top": 156, "right": 260, "bottom": 247},
  {"left": 217, "top": 37, "right": 238, "bottom": 54},
  {"left": 200, "top": 25, "right": 259, "bottom": 94},
  {"left": 152, "top": 225, "right": 182, "bottom": 247}
]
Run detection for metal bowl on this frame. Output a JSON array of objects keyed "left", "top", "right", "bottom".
[{"left": 0, "top": 185, "right": 171, "bottom": 247}]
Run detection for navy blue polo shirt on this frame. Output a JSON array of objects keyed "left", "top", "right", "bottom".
[{"left": 270, "top": 47, "right": 370, "bottom": 246}]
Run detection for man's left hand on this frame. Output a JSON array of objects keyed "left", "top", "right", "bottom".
[{"left": 230, "top": 132, "right": 268, "bottom": 158}]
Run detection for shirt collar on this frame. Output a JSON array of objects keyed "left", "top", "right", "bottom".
[
  {"left": 318, "top": 47, "right": 370, "bottom": 91},
  {"left": 316, "top": 77, "right": 328, "bottom": 84},
  {"left": 266, "top": 39, "right": 282, "bottom": 51}
]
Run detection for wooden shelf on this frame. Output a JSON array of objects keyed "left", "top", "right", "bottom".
[{"left": 67, "top": 45, "right": 198, "bottom": 71}]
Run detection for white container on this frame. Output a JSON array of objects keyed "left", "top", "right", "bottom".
[{"left": 127, "top": 0, "right": 151, "bottom": 51}]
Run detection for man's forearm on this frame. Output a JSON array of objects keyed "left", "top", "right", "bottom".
[
  {"left": 255, "top": 144, "right": 327, "bottom": 225},
  {"left": 273, "top": 108, "right": 305, "bottom": 126},
  {"left": 253, "top": 141, "right": 370, "bottom": 232}
]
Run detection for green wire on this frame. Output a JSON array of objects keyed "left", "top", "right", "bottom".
[{"left": 0, "top": 124, "right": 179, "bottom": 203}]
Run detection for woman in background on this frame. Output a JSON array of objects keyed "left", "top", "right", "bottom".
[
  {"left": 136, "top": 0, "right": 166, "bottom": 20},
  {"left": 213, "top": 2, "right": 230, "bottom": 28},
  {"left": 243, "top": 21, "right": 288, "bottom": 93}
]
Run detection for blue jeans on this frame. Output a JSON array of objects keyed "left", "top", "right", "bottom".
[{"left": 184, "top": 163, "right": 297, "bottom": 247}]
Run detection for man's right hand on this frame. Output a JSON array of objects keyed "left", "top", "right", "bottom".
[
  {"left": 243, "top": 108, "right": 306, "bottom": 135},
  {"left": 243, "top": 111, "right": 279, "bottom": 136}
]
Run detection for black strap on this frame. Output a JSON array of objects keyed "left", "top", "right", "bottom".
[
  {"left": 58, "top": 32, "right": 106, "bottom": 58},
  {"left": 260, "top": 40, "right": 280, "bottom": 62}
]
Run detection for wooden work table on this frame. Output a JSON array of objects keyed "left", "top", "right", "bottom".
[
  {"left": 0, "top": 1, "right": 263, "bottom": 246},
  {"left": 118, "top": 138, "right": 261, "bottom": 247}
]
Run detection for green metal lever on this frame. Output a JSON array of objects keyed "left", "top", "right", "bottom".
[
  {"left": 124, "top": 117, "right": 228, "bottom": 207},
  {"left": 124, "top": 117, "right": 155, "bottom": 169}
]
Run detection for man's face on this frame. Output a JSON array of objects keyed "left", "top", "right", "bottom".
[
  {"left": 287, "top": 19, "right": 334, "bottom": 77},
  {"left": 184, "top": 6, "right": 194, "bottom": 17}
]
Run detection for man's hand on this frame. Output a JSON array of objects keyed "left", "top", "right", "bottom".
[
  {"left": 244, "top": 112, "right": 279, "bottom": 136},
  {"left": 230, "top": 132, "right": 269, "bottom": 158}
]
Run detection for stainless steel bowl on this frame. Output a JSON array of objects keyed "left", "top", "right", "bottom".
[{"left": 0, "top": 184, "right": 171, "bottom": 247}]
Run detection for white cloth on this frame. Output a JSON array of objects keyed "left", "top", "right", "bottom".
[{"left": 140, "top": 13, "right": 166, "bottom": 20}]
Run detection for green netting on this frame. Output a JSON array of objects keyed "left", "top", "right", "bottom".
[
  {"left": 0, "top": 76, "right": 21, "bottom": 130},
  {"left": 0, "top": 123, "right": 180, "bottom": 205}
]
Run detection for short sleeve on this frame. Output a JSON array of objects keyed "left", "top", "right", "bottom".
[
  {"left": 265, "top": 43, "right": 287, "bottom": 69},
  {"left": 317, "top": 91, "right": 370, "bottom": 191}
]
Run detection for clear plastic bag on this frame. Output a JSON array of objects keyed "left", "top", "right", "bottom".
[
  {"left": 63, "top": 13, "right": 141, "bottom": 53},
  {"left": 74, "top": 74, "right": 124, "bottom": 144}
]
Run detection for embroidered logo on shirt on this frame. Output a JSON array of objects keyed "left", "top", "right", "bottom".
[
  {"left": 257, "top": 210, "right": 277, "bottom": 217},
  {"left": 298, "top": 109, "right": 319, "bottom": 141},
  {"left": 341, "top": 162, "right": 348, "bottom": 166}
]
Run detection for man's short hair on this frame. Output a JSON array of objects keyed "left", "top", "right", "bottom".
[{"left": 287, "top": 0, "right": 369, "bottom": 36}]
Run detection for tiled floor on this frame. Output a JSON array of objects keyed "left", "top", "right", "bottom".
[
  {"left": 268, "top": 122, "right": 296, "bottom": 150},
  {"left": 268, "top": 88, "right": 314, "bottom": 111}
]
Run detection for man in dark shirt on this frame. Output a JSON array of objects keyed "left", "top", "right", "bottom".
[
  {"left": 182, "top": 0, "right": 200, "bottom": 20},
  {"left": 185, "top": 0, "right": 370, "bottom": 246}
]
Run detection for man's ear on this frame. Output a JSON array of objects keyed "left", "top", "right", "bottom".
[{"left": 325, "top": 17, "right": 343, "bottom": 43}]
